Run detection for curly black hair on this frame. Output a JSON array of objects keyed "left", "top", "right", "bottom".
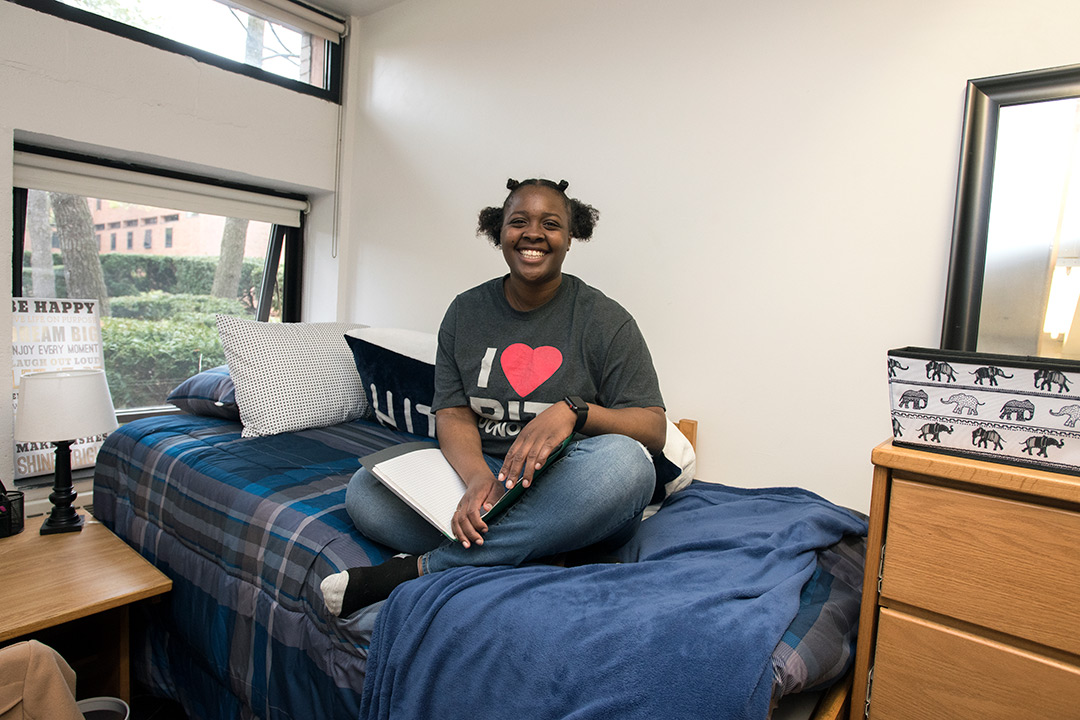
[{"left": 476, "top": 178, "right": 600, "bottom": 247}]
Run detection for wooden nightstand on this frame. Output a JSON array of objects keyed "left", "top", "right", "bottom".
[
  {"left": 850, "top": 441, "right": 1080, "bottom": 719},
  {"left": 0, "top": 514, "right": 171, "bottom": 702}
]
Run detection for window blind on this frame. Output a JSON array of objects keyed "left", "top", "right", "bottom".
[
  {"left": 229, "top": 0, "right": 348, "bottom": 44},
  {"left": 13, "top": 151, "right": 308, "bottom": 228}
]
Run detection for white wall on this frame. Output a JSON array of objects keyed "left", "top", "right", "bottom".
[
  {"left": 341, "top": 0, "right": 1080, "bottom": 511},
  {"left": 0, "top": 2, "right": 344, "bottom": 479}
]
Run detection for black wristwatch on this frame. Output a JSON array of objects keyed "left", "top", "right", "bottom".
[{"left": 563, "top": 395, "right": 589, "bottom": 433}]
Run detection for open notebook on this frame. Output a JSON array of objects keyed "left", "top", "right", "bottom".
[{"left": 360, "top": 439, "right": 570, "bottom": 541}]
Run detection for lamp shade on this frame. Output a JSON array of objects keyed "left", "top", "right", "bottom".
[{"left": 14, "top": 370, "right": 119, "bottom": 442}]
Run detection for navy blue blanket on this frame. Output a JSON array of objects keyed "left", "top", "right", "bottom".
[{"left": 360, "top": 481, "right": 867, "bottom": 720}]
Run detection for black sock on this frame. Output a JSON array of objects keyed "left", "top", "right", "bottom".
[{"left": 339, "top": 556, "right": 419, "bottom": 616}]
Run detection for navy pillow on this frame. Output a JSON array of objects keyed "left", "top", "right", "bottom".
[
  {"left": 652, "top": 454, "right": 682, "bottom": 504},
  {"left": 166, "top": 365, "right": 240, "bottom": 420},
  {"left": 345, "top": 331, "right": 437, "bottom": 438}
]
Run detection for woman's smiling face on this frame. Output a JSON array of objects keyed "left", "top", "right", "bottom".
[{"left": 500, "top": 185, "right": 571, "bottom": 288}]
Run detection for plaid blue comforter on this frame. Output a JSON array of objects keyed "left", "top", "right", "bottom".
[
  {"left": 93, "top": 414, "right": 419, "bottom": 720},
  {"left": 94, "top": 415, "right": 866, "bottom": 720}
]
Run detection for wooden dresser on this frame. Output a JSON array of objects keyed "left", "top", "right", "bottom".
[{"left": 850, "top": 441, "right": 1080, "bottom": 720}]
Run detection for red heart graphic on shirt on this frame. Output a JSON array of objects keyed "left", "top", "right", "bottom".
[{"left": 500, "top": 344, "right": 563, "bottom": 397}]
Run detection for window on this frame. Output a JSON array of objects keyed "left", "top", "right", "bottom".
[
  {"left": 10, "top": 0, "right": 345, "bottom": 102},
  {"left": 13, "top": 145, "right": 306, "bottom": 418}
]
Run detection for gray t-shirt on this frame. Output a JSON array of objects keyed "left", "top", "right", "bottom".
[{"left": 432, "top": 274, "right": 665, "bottom": 458}]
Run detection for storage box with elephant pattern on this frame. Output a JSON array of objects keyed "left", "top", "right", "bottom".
[{"left": 888, "top": 346, "right": 1080, "bottom": 474}]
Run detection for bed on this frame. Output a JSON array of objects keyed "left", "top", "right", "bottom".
[{"left": 92, "top": 320, "right": 867, "bottom": 720}]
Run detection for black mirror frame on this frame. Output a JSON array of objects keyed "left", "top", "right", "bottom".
[{"left": 941, "top": 63, "right": 1080, "bottom": 351}]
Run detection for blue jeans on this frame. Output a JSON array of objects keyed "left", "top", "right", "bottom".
[{"left": 345, "top": 434, "right": 656, "bottom": 574}]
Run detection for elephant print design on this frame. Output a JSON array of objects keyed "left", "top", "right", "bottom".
[
  {"left": 1021, "top": 435, "right": 1065, "bottom": 457},
  {"left": 970, "top": 366, "right": 1014, "bottom": 386},
  {"left": 925, "top": 360, "right": 957, "bottom": 383},
  {"left": 972, "top": 427, "right": 1004, "bottom": 450},
  {"left": 888, "top": 358, "right": 909, "bottom": 378},
  {"left": 999, "top": 399, "right": 1035, "bottom": 421},
  {"left": 1049, "top": 404, "right": 1080, "bottom": 427},
  {"left": 898, "top": 389, "right": 928, "bottom": 409},
  {"left": 918, "top": 423, "right": 953, "bottom": 442},
  {"left": 892, "top": 417, "right": 903, "bottom": 437},
  {"left": 1034, "top": 369, "right": 1071, "bottom": 393},
  {"left": 941, "top": 393, "right": 984, "bottom": 416}
]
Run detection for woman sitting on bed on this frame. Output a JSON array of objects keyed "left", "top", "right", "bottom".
[{"left": 322, "top": 178, "right": 667, "bottom": 618}]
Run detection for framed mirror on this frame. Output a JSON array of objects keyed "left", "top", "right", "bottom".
[{"left": 941, "top": 63, "right": 1080, "bottom": 358}]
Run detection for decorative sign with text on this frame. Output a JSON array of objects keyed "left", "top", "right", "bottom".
[{"left": 12, "top": 298, "right": 107, "bottom": 479}]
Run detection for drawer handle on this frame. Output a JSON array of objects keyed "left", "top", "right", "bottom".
[{"left": 877, "top": 542, "right": 886, "bottom": 594}]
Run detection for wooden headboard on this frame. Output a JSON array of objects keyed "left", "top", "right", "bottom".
[{"left": 676, "top": 418, "right": 698, "bottom": 451}]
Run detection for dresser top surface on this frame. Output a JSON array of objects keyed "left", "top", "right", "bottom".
[{"left": 873, "top": 440, "right": 1080, "bottom": 506}]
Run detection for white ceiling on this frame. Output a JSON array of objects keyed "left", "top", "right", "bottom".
[{"left": 308, "top": 0, "right": 408, "bottom": 19}]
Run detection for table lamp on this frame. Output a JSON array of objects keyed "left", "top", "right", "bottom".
[{"left": 14, "top": 369, "right": 118, "bottom": 535}]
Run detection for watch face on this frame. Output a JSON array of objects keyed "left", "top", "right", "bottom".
[{"left": 565, "top": 396, "right": 587, "bottom": 432}]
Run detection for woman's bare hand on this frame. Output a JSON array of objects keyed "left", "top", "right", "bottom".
[
  {"left": 451, "top": 474, "right": 505, "bottom": 548},
  {"left": 498, "top": 402, "right": 576, "bottom": 489}
]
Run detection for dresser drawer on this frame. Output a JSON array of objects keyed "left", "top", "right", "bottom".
[
  {"left": 880, "top": 479, "right": 1080, "bottom": 654},
  {"left": 869, "top": 608, "right": 1080, "bottom": 719}
]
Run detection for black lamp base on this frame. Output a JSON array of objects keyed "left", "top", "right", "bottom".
[
  {"left": 40, "top": 439, "right": 83, "bottom": 535},
  {"left": 40, "top": 512, "right": 85, "bottom": 535}
]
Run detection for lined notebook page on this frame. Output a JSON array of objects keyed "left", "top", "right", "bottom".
[{"left": 370, "top": 448, "right": 466, "bottom": 539}]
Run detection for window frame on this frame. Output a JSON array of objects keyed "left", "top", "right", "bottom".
[
  {"left": 6, "top": 0, "right": 344, "bottom": 103},
  {"left": 11, "top": 143, "right": 307, "bottom": 422}
]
